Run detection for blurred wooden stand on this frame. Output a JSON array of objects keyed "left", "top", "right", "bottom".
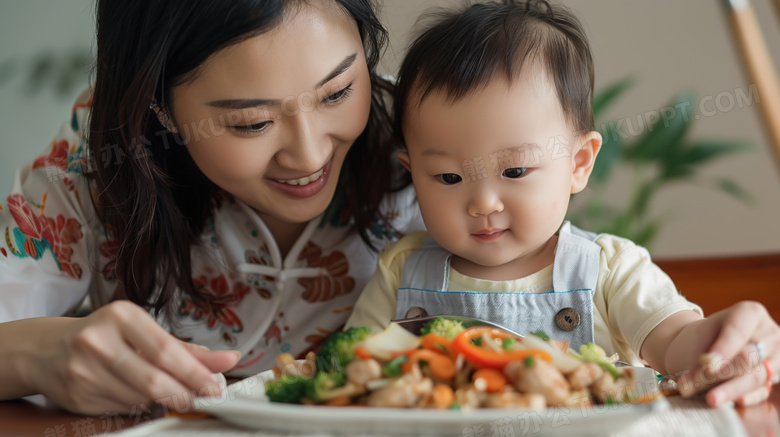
[
  {"left": 657, "top": 254, "right": 780, "bottom": 322},
  {"left": 720, "top": 0, "right": 780, "bottom": 172}
]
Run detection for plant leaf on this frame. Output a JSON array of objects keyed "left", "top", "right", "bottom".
[
  {"left": 625, "top": 91, "right": 696, "bottom": 162},
  {"left": 591, "top": 135, "right": 622, "bottom": 184},
  {"left": 713, "top": 178, "right": 754, "bottom": 205},
  {"left": 661, "top": 140, "right": 749, "bottom": 181},
  {"left": 593, "top": 76, "right": 636, "bottom": 120},
  {"left": 632, "top": 221, "right": 662, "bottom": 248}
]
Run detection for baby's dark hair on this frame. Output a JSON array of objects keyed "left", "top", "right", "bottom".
[{"left": 395, "top": 0, "right": 594, "bottom": 139}]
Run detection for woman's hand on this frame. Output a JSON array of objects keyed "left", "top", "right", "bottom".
[
  {"left": 676, "top": 301, "right": 780, "bottom": 407},
  {"left": 25, "top": 301, "right": 240, "bottom": 415}
]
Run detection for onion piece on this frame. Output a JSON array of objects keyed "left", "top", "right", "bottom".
[
  {"left": 366, "top": 378, "right": 395, "bottom": 391},
  {"left": 521, "top": 334, "right": 583, "bottom": 373},
  {"left": 357, "top": 322, "right": 422, "bottom": 361}
]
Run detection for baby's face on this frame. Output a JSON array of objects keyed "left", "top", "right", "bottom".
[{"left": 400, "top": 73, "right": 598, "bottom": 280}]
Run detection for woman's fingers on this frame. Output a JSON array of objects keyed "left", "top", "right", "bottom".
[
  {"left": 733, "top": 385, "right": 772, "bottom": 407},
  {"left": 107, "top": 348, "right": 197, "bottom": 411},
  {"left": 706, "top": 302, "right": 769, "bottom": 360},
  {"left": 81, "top": 356, "right": 152, "bottom": 412},
  {"left": 180, "top": 342, "right": 242, "bottom": 374},
  {"left": 108, "top": 303, "right": 222, "bottom": 394},
  {"left": 700, "top": 353, "right": 769, "bottom": 407}
]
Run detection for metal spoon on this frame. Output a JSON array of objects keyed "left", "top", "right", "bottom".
[{"left": 391, "top": 314, "right": 525, "bottom": 338}]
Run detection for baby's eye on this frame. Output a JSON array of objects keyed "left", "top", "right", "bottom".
[
  {"left": 437, "top": 173, "right": 462, "bottom": 185},
  {"left": 503, "top": 167, "right": 527, "bottom": 179}
]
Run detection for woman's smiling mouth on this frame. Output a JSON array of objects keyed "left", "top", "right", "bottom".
[
  {"left": 269, "top": 159, "right": 332, "bottom": 198},
  {"left": 275, "top": 168, "right": 324, "bottom": 186}
]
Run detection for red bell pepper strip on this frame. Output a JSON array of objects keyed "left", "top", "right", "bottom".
[{"left": 453, "top": 326, "right": 553, "bottom": 369}]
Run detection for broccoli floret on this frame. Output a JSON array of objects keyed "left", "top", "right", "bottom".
[
  {"left": 419, "top": 317, "right": 466, "bottom": 339},
  {"left": 580, "top": 343, "right": 622, "bottom": 379},
  {"left": 265, "top": 375, "right": 309, "bottom": 404},
  {"left": 305, "top": 370, "right": 347, "bottom": 403},
  {"left": 316, "top": 327, "right": 372, "bottom": 372}
]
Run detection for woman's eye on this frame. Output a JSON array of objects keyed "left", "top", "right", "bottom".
[
  {"left": 437, "top": 173, "right": 463, "bottom": 185},
  {"left": 232, "top": 121, "right": 270, "bottom": 134},
  {"left": 503, "top": 167, "right": 527, "bottom": 179},
  {"left": 324, "top": 84, "right": 353, "bottom": 104}
]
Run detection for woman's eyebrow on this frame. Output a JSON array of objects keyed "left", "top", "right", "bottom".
[
  {"left": 316, "top": 53, "right": 357, "bottom": 88},
  {"left": 206, "top": 53, "right": 358, "bottom": 110}
]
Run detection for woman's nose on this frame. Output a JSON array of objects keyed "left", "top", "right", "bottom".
[
  {"left": 467, "top": 186, "right": 504, "bottom": 217},
  {"left": 276, "top": 111, "right": 330, "bottom": 172}
]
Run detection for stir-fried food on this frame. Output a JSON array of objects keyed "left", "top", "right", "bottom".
[{"left": 265, "top": 318, "right": 653, "bottom": 410}]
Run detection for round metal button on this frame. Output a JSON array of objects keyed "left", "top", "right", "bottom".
[
  {"left": 555, "top": 308, "right": 580, "bottom": 331},
  {"left": 404, "top": 307, "right": 428, "bottom": 318}
]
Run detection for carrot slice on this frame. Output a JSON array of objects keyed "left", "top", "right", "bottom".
[
  {"left": 429, "top": 384, "right": 456, "bottom": 409},
  {"left": 421, "top": 334, "right": 456, "bottom": 357},
  {"left": 472, "top": 368, "right": 508, "bottom": 392},
  {"left": 354, "top": 346, "right": 372, "bottom": 360},
  {"left": 402, "top": 349, "right": 457, "bottom": 380},
  {"left": 323, "top": 396, "right": 353, "bottom": 406}
]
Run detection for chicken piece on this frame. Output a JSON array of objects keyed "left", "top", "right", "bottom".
[
  {"left": 507, "top": 358, "right": 571, "bottom": 405},
  {"left": 591, "top": 367, "right": 635, "bottom": 403},
  {"left": 454, "top": 383, "right": 488, "bottom": 410},
  {"left": 346, "top": 358, "right": 383, "bottom": 386},
  {"left": 455, "top": 362, "right": 475, "bottom": 389},
  {"left": 484, "top": 392, "right": 546, "bottom": 410},
  {"left": 563, "top": 389, "right": 593, "bottom": 407},
  {"left": 366, "top": 366, "right": 434, "bottom": 408},
  {"left": 567, "top": 362, "right": 604, "bottom": 390}
]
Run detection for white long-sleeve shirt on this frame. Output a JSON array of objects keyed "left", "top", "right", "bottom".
[{"left": 0, "top": 89, "right": 424, "bottom": 376}]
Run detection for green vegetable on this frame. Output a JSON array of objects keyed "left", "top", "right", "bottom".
[
  {"left": 383, "top": 355, "right": 408, "bottom": 378},
  {"left": 531, "top": 331, "right": 550, "bottom": 341},
  {"left": 470, "top": 337, "right": 482, "bottom": 346},
  {"left": 580, "top": 343, "right": 622, "bottom": 379},
  {"left": 501, "top": 337, "right": 516, "bottom": 350},
  {"left": 449, "top": 402, "right": 461, "bottom": 410},
  {"left": 419, "top": 317, "right": 466, "bottom": 339},
  {"left": 265, "top": 375, "right": 309, "bottom": 404},
  {"left": 316, "top": 327, "right": 372, "bottom": 372},
  {"left": 524, "top": 355, "right": 535, "bottom": 368},
  {"left": 305, "top": 371, "right": 348, "bottom": 403}
]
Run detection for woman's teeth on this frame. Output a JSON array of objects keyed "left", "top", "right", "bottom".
[{"left": 277, "top": 168, "right": 324, "bottom": 186}]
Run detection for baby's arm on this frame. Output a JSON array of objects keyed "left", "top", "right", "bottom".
[
  {"left": 345, "top": 231, "right": 429, "bottom": 331},
  {"left": 345, "top": 263, "right": 399, "bottom": 332},
  {"left": 641, "top": 302, "right": 780, "bottom": 407}
]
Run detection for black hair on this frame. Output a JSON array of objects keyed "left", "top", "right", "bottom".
[
  {"left": 89, "top": 0, "right": 403, "bottom": 317},
  {"left": 395, "top": 0, "right": 595, "bottom": 139}
]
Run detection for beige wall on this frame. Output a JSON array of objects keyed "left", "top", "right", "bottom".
[
  {"left": 379, "top": 0, "right": 780, "bottom": 258},
  {"left": 1, "top": 1, "right": 778, "bottom": 259}
]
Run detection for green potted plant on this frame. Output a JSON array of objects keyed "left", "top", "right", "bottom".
[{"left": 567, "top": 78, "right": 752, "bottom": 248}]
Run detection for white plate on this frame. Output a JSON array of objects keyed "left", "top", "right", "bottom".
[{"left": 195, "top": 366, "right": 669, "bottom": 436}]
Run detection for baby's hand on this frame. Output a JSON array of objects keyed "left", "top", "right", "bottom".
[{"left": 677, "top": 301, "right": 779, "bottom": 407}]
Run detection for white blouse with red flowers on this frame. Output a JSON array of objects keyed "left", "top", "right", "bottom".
[{"left": 0, "top": 89, "right": 424, "bottom": 376}]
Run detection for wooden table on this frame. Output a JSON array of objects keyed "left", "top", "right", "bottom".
[
  {"left": 1, "top": 390, "right": 779, "bottom": 437},
  {"left": 2, "top": 253, "right": 778, "bottom": 436}
]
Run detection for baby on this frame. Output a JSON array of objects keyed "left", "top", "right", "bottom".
[{"left": 347, "top": 0, "right": 779, "bottom": 407}]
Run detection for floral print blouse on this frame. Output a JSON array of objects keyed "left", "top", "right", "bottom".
[{"left": 0, "top": 89, "right": 424, "bottom": 376}]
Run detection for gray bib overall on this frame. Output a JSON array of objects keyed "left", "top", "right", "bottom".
[{"left": 393, "top": 222, "right": 601, "bottom": 351}]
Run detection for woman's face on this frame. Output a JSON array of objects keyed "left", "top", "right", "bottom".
[{"left": 171, "top": 1, "right": 371, "bottom": 227}]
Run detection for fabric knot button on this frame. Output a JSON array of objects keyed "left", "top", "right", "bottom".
[
  {"left": 555, "top": 308, "right": 580, "bottom": 331},
  {"left": 404, "top": 307, "right": 428, "bottom": 319}
]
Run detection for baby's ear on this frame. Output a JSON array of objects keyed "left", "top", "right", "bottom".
[
  {"left": 570, "top": 130, "right": 602, "bottom": 194},
  {"left": 397, "top": 151, "right": 412, "bottom": 172}
]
